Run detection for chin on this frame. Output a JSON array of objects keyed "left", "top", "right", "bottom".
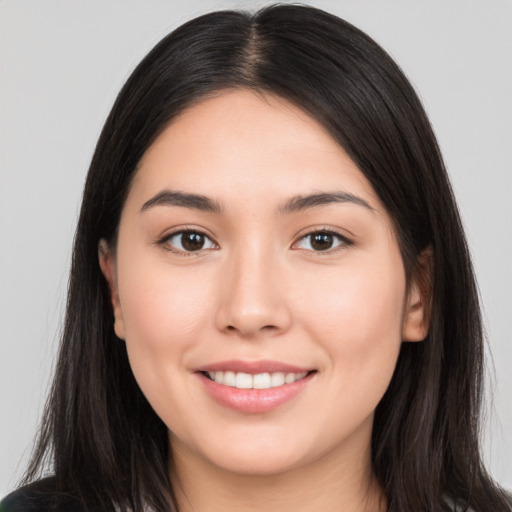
[
  {"left": 208, "top": 448, "right": 306, "bottom": 477},
  {"left": 171, "top": 426, "right": 311, "bottom": 477}
]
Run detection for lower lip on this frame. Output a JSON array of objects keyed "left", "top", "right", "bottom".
[{"left": 197, "top": 372, "right": 315, "bottom": 414}]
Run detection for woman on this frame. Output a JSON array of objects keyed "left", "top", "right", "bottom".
[{"left": 1, "top": 4, "right": 510, "bottom": 511}]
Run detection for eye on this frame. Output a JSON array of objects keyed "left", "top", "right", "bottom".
[
  {"left": 164, "top": 230, "right": 217, "bottom": 253},
  {"left": 294, "top": 230, "right": 351, "bottom": 252}
]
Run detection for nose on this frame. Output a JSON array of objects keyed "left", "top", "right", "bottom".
[{"left": 214, "top": 242, "right": 292, "bottom": 339}]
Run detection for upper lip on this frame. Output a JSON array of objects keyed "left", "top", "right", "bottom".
[{"left": 195, "top": 359, "right": 314, "bottom": 375}]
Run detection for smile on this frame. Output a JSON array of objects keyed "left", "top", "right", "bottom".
[
  {"left": 196, "top": 361, "right": 317, "bottom": 414},
  {"left": 203, "top": 370, "right": 309, "bottom": 389}
]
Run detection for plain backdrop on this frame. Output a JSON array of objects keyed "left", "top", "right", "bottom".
[{"left": 1, "top": 0, "right": 511, "bottom": 496}]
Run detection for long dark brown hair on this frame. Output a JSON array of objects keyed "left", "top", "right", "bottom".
[{"left": 21, "top": 4, "right": 510, "bottom": 511}]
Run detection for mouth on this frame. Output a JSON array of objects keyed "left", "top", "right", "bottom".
[
  {"left": 195, "top": 361, "right": 317, "bottom": 414},
  {"left": 200, "top": 370, "right": 313, "bottom": 389}
]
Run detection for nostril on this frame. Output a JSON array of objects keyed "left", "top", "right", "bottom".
[{"left": 225, "top": 324, "right": 278, "bottom": 333}]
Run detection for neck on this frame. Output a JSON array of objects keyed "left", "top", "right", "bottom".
[{"left": 169, "top": 433, "right": 386, "bottom": 512}]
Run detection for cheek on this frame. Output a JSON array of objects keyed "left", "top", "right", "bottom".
[
  {"left": 296, "top": 251, "right": 406, "bottom": 381},
  {"left": 115, "top": 246, "right": 215, "bottom": 390},
  {"left": 118, "top": 240, "right": 216, "bottom": 331}
]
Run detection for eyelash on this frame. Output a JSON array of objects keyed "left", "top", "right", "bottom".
[
  {"left": 293, "top": 228, "right": 354, "bottom": 254},
  {"left": 156, "top": 227, "right": 217, "bottom": 257},
  {"left": 157, "top": 227, "right": 353, "bottom": 257}
]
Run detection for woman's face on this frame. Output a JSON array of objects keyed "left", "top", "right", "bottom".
[{"left": 100, "top": 89, "right": 426, "bottom": 477}]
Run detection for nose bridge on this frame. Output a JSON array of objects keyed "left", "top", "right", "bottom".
[{"left": 215, "top": 235, "right": 290, "bottom": 337}]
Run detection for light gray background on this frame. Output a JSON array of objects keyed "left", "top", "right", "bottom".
[{"left": 1, "top": 0, "right": 511, "bottom": 496}]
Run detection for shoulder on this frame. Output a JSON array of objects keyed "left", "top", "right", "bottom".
[{"left": 0, "top": 477, "right": 87, "bottom": 512}]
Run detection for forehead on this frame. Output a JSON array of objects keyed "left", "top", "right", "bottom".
[{"left": 128, "top": 89, "right": 383, "bottom": 213}]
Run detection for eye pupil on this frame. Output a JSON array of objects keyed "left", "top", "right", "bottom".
[
  {"left": 311, "top": 232, "right": 333, "bottom": 250},
  {"left": 182, "top": 232, "right": 205, "bottom": 251}
]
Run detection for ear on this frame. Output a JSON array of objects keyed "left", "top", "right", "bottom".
[
  {"left": 402, "top": 247, "right": 433, "bottom": 342},
  {"left": 98, "top": 239, "right": 125, "bottom": 340}
]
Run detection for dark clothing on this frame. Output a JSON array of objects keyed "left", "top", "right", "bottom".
[{"left": 0, "top": 478, "right": 100, "bottom": 512}]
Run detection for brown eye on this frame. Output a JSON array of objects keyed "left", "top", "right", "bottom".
[
  {"left": 311, "top": 233, "right": 334, "bottom": 250},
  {"left": 183, "top": 232, "right": 205, "bottom": 251},
  {"left": 295, "top": 231, "right": 349, "bottom": 252},
  {"left": 167, "top": 231, "right": 216, "bottom": 252}
]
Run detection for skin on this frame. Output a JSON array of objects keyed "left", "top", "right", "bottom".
[{"left": 99, "top": 89, "right": 428, "bottom": 512}]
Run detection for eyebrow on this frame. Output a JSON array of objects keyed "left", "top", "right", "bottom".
[
  {"left": 140, "top": 189, "right": 374, "bottom": 215},
  {"left": 277, "top": 191, "right": 375, "bottom": 215},
  {"left": 140, "top": 190, "right": 223, "bottom": 214}
]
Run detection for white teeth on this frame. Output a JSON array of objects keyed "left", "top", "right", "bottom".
[
  {"left": 285, "top": 373, "right": 296, "bottom": 384},
  {"left": 235, "top": 372, "right": 253, "bottom": 389},
  {"left": 270, "top": 372, "right": 285, "bottom": 387},
  {"left": 223, "top": 371, "right": 236, "bottom": 387},
  {"left": 253, "top": 373, "right": 271, "bottom": 389},
  {"left": 206, "top": 370, "right": 309, "bottom": 389}
]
